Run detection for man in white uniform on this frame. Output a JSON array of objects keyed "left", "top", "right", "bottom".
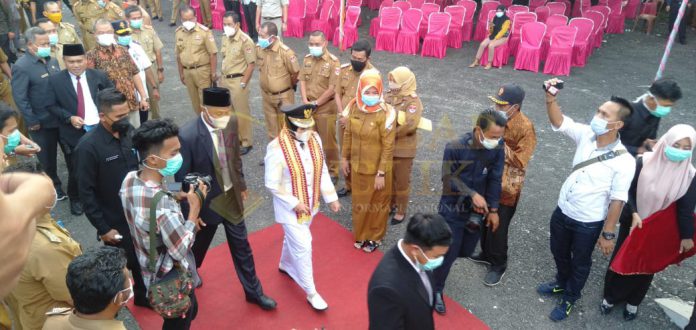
[{"left": 264, "top": 103, "right": 341, "bottom": 311}]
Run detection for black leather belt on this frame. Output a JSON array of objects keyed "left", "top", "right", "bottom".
[
  {"left": 225, "top": 73, "right": 244, "bottom": 79},
  {"left": 183, "top": 64, "right": 210, "bottom": 70},
  {"left": 268, "top": 87, "right": 291, "bottom": 95},
  {"left": 263, "top": 16, "right": 282, "bottom": 20}
]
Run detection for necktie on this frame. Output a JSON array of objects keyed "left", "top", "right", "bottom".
[
  {"left": 214, "top": 130, "right": 228, "bottom": 170},
  {"left": 76, "top": 75, "right": 85, "bottom": 119}
]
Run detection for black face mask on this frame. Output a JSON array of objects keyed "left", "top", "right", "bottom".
[
  {"left": 110, "top": 117, "right": 131, "bottom": 135},
  {"left": 351, "top": 59, "right": 366, "bottom": 72}
]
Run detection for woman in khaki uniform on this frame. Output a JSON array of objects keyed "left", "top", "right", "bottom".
[
  {"left": 385, "top": 67, "right": 423, "bottom": 225},
  {"left": 340, "top": 69, "right": 396, "bottom": 253}
]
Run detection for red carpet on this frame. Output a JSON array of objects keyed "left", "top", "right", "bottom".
[{"left": 128, "top": 213, "right": 488, "bottom": 329}]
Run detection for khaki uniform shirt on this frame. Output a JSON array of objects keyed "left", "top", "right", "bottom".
[
  {"left": 57, "top": 23, "right": 81, "bottom": 45},
  {"left": 104, "top": 2, "right": 124, "bottom": 21},
  {"left": 335, "top": 62, "right": 375, "bottom": 111},
  {"left": 131, "top": 25, "right": 163, "bottom": 62},
  {"left": 175, "top": 23, "right": 217, "bottom": 67},
  {"left": 256, "top": 41, "right": 299, "bottom": 93},
  {"left": 341, "top": 101, "right": 396, "bottom": 175},
  {"left": 300, "top": 51, "right": 340, "bottom": 115},
  {"left": 7, "top": 214, "right": 82, "bottom": 330},
  {"left": 500, "top": 111, "right": 537, "bottom": 207},
  {"left": 0, "top": 48, "right": 10, "bottom": 99},
  {"left": 221, "top": 31, "right": 256, "bottom": 76},
  {"left": 43, "top": 310, "right": 126, "bottom": 330},
  {"left": 386, "top": 91, "right": 423, "bottom": 158},
  {"left": 51, "top": 44, "right": 66, "bottom": 69},
  {"left": 72, "top": 0, "right": 107, "bottom": 34}
]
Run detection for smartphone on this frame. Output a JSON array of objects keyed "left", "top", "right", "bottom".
[
  {"left": 543, "top": 80, "right": 564, "bottom": 96},
  {"left": 167, "top": 182, "right": 183, "bottom": 192}
]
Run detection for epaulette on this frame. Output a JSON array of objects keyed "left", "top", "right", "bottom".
[
  {"left": 329, "top": 53, "right": 338, "bottom": 61},
  {"left": 175, "top": 26, "right": 184, "bottom": 32},
  {"left": 142, "top": 24, "right": 154, "bottom": 30},
  {"left": 341, "top": 63, "right": 350, "bottom": 68},
  {"left": 46, "top": 307, "right": 72, "bottom": 316},
  {"left": 37, "top": 227, "right": 62, "bottom": 243},
  {"left": 197, "top": 23, "right": 209, "bottom": 31},
  {"left": 304, "top": 53, "right": 312, "bottom": 58},
  {"left": 410, "top": 93, "right": 418, "bottom": 98},
  {"left": 280, "top": 44, "right": 290, "bottom": 51},
  {"left": 61, "top": 22, "right": 74, "bottom": 28}
]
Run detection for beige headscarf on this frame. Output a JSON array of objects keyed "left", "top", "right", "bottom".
[
  {"left": 388, "top": 66, "right": 417, "bottom": 97},
  {"left": 636, "top": 124, "right": 696, "bottom": 219}
]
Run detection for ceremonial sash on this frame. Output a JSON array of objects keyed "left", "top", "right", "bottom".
[{"left": 278, "top": 129, "right": 324, "bottom": 224}]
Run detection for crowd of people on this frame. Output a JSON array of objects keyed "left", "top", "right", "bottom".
[{"left": 0, "top": 0, "right": 694, "bottom": 329}]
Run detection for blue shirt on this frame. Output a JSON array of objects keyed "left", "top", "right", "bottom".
[{"left": 438, "top": 132, "right": 505, "bottom": 219}]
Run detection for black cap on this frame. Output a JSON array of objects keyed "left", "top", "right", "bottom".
[
  {"left": 282, "top": 104, "right": 317, "bottom": 128},
  {"left": 111, "top": 20, "right": 131, "bottom": 35},
  {"left": 489, "top": 83, "right": 525, "bottom": 105},
  {"left": 202, "top": 87, "right": 231, "bottom": 107},
  {"left": 63, "top": 44, "right": 85, "bottom": 56}
]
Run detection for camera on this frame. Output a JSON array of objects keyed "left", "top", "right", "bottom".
[
  {"left": 465, "top": 212, "right": 485, "bottom": 234},
  {"left": 182, "top": 173, "right": 212, "bottom": 202},
  {"left": 543, "top": 80, "right": 564, "bottom": 96}
]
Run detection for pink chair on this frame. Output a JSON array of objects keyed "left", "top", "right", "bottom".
[
  {"left": 535, "top": 5, "right": 550, "bottom": 22},
  {"left": 474, "top": 1, "right": 500, "bottom": 41},
  {"left": 445, "top": 5, "right": 466, "bottom": 47},
  {"left": 190, "top": 0, "right": 203, "bottom": 23},
  {"left": 605, "top": 0, "right": 624, "bottom": 34},
  {"left": 590, "top": 5, "right": 611, "bottom": 28},
  {"left": 583, "top": 10, "right": 604, "bottom": 51},
  {"left": 543, "top": 25, "right": 576, "bottom": 75},
  {"left": 420, "top": 3, "right": 440, "bottom": 38},
  {"left": 370, "top": 3, "right": 390, "bottom": 37},
  {"left": 508, "top": 5, "right": 530, "bottom": 17},
  {"left": 586, "top": 8, "right": 606, "bottom": 48},
  {"left": 597, "top": 0, "right": 608, "bottom": 5},
  {"left": 396, "top": 8, "right": 423, "bottom": 54},
  {"left": 394, "top": 1, "right": 412, "bottom": 12},
  {"left": 480, "top": 10, "right": 510, "bottom": 67},
  {"left": 311, "top": 0, "right": 334, "bottom": 39},
  {"left": 569, "top": 17, "right": 594, "bottom": 67},
  {"left": 540, "top": 14, "right": 568, "bottom": 58},
  {"left": 500, "top": 0, "right": 513, "bottom": 7},
  {"left": 333, "top": 6, "right": 361, "bottom": 48},
  {"left": 376, "top": 7, "right": 402, "bottom": 51},
  {"left": 623, "top": 0, "right": 641, "bottom": 19},
  {"left": 459, "top": 0, "right": 476, "bottom": 41},
  {"left": 557, "top": 0, "right": 572, "bottom": 16},
  {"left": 284, "top": 0, "right": 306, "bottom": 38},
  {"left": 547, "top": 2, "right": 566, "bottom": 15},
  {"left": 409, "top": 0, "right": 425, "bottom": 9},
  {"left": 572, "top": 0, "right": 589, "bottom": 17},
  {"left": 210, "top": 0, "right": 226, "bottom": 30},
  {"left": 328, "top": 1, "right": 341, "bottom": 38},
  {"left": 514, "top": 21, "right": 546, "bottom": 72},
  {"left": 639, "top": 1, "right": 657, "bottom": 16},
  {"left": 508, "top": 12, "right": 537, "bottom": 58},
  {"left": 305, "top": 0, "right": 321, "bottom": 31},
  {"left": 529, "top": 0, "right": 546, "bottom": 11},
  {"left": 348, "top": 0, "right": 364, "bottom": 25},
  {"left": 421, "top": 12, "right": 451, "bottom": 58}
]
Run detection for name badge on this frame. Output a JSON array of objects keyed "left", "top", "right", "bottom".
[
  {"left": 41, "top": 73, "right": 49, "bottom": 78},
  {"left": 106, "top": 155, "right": 120, "bottom": 162},
  {"left": 482, "top": 168, "right": 488, "bottom": 175}
]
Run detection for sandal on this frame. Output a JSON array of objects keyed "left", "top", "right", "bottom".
[
  {"left": 468, "top": 60, "right": 480, "bottom": 68},
  {"left": 484, "top": 64, "right": 493, "bottom": 70},
  {"left": 354, "top": 241, "right": 365, "bottom": 249},
  {"left": 362, "top": 240, "right": 381, "bottom": 253}
]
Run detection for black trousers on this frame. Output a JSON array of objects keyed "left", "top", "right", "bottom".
[
  {"left": 30, "top": 127, "right": 75, "bottom": 195},
  {"left": 224, "top": 0, "right": 242, "bottom": 17},
  {"left": 162, "top": 291, "right": 198, "bottom": 330},
  {"left": 191, "top": 219, "right": 264, "bottom": 299},
  {"left": 669, "top": 4, "right": 688, "bottom": 43},
  {"left": 0, "top": 33, "right": 16, "bottom": 63},
  {"left": 140, "top": 109, "right": 149, "bottom": 125},
  {"left": 687, "top": 291, "right": 696, "bottom": 330},
  {"left": 432, "top": 212, "right": 480, "bottom": 293},
  {"left": 243, "top": 2, "right": 257, "bottom": 40},
  {"left": 109, "top": 232, "right": 148, "bottom": 302},
  {"left": 480, "top": 204, "right": 517, "bottom": 270}
]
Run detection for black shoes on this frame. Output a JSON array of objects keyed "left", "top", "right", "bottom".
[
  {"left": 55, "top": 187, "right": 67, "bottom": 201},
  {"left": 599, "top": 302, "right": 613, "bottom": 315},
  {"left": 467, "top": 253, "right": 492, "bottom": 266},
  {"left": 134, "top": 296, "right": 152, "bottom": 309},
  {"left": 623, "top": 307, "right": 637, "bottom": 321},
  {"left": 169, "top": 22, "right": 176, "bottom": 27},
  {"left": 434, "top": 292, "right": 446, "bottom": 314},
  {"left": 246, "top": 294, "right": 277, "bottom": 310},
  {"left": 70, "top": 200, "right": 83, "bottom": 216},
  {"left": 483, "top": 267, "right": 505, "bottom": 286},
  {"left": 240, "top": 146, "right": 253, "bottom": 155},
  {"left": 390, "top": 213, "right": 406, "bottom": 225},
  {"left": 337, "top": 187, "right": 350, "bottom": 197}
]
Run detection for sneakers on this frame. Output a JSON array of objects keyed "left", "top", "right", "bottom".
[
  {"left": 599, "top": 300, "right": 614, "bottom": 315},
  {"left": 549, "top": 300, "right": 574, "bottom": 322},
  {"left": 307, "top": 293, "right": 328, "bottom": 311},
  {"left": 467, "top": 253, "right": 492, "bottom": 266},
  {"left": 537, "top": 281, "right": 565, "bottom": 295},
  {"left": 483, "top": 268, "right": 506, "bottom": 286}
]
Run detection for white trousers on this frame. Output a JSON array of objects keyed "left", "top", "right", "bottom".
[
  {"left": 280, "top": 220, "right": 316, "bottom": 295},
  {"left": 128, "top": 111, "right": 141, "bottom": 129}
]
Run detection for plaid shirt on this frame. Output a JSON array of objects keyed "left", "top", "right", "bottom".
[{"left": 119, "top": 171, "right": 197, "bottom": 289}]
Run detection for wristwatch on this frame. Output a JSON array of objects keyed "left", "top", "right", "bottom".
[
  {"left": 240, "top": 82, "right": 247, "bottom": 88},
  {"left": 158, "top": 67, "right": 164, "bottom": 72},
  {"left": 601, "top": 231, "right": 616, "bottom": 240},
  {"left": 376, "top": 172, "right": 385, "bottom": 177}
]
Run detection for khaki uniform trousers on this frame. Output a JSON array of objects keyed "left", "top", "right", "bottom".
[
  {"left": 170, "top": 0, "right": 185, "bottom": 23},
  {"left": 313, "top": 112, "right": 338, "bottom": 179},
  {"left": 261, "top": 89, "right": 294, "bottom": 139},
  {"left": 199, "top": 0, "right": 212, "bottom": 26},
  {"left": 391, "top": 157, "right": 414, "bottom": 215},
  {"left": 184, "top": 65, "right": 212, "bottom": 114},
  {"left": 351, "top": 170, "right": 392, "bottom": 242},
  {"left": 148, "top": 62, "right": 161, "bottom": 119},
  {"left": 147, "top": 0, "right": 162, "bottom": 18},
  {"left": 339, "top": 123, "right": 351, "bottom": 190},
  {"left": 222, "top": 76, "right": 253, "bottom": 147}
]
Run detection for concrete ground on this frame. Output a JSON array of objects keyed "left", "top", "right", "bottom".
[{"left": 49, "top": 3, "right": 696, "bottom": 329}]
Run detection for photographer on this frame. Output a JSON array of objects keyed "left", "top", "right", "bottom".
[
  {"left": 120, "top": 119, "right": 207, "bottom": 329},
  {"left": 432, "top": 108, "right": 506, "bottom": 315}
]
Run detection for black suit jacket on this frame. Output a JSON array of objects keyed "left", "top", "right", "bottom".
[
  {"left": 367, "top": 246, "right": 435, "bottom": 330},
  {"left": 48, "top": 68, "right": 113, "bottom": 147},
  {"left": 176, "top": 116, "right": 248, "bottom": 226}
]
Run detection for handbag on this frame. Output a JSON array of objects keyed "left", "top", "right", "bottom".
[{"left": 146, "top": 191, "right": 195, "bottom": 319}]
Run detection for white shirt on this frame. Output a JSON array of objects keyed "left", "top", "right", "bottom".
[
  {"left": 126, "top": 42, "right": 151, "bottom": 101},
  {"left": 264, "top": 131, "right": 338, "bottom": 225},
  {"left": 201, "top": 115, "right": 233, "bottom": 191},
  {"left": 69, "top": 72, "right": 99, "bottom": 126},
  {"left": 397, "top": 239, "right": 433, "bottom": 306},
  {"left": 552, "top": 115, "right": 636, "bottom": 222},
  {"left": 259, "top": 0, "right": 288, "bottom": 17}
]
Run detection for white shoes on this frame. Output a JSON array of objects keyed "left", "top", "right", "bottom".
[{"left": 307, "top": 293, "right": 328, "bottom": 311}]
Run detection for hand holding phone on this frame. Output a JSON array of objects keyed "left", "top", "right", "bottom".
[{"left": 543, "top": 79, "right": 564, "bottom": 96}]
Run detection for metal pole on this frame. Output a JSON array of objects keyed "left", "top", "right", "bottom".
[{"left": 655, "top": 0, "right": 689, "bottom": 80}]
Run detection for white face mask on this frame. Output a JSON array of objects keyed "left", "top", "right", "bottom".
[
  {"left": 182, "top": 21, "right": 196, "bottom": 31},
  {"left": 113, "top": 282, "right": 134, "bottom": 306},
  {"left": 479, "top": 131, "right": 500, "bottom": 150},
  {"left": 206, "top": 108, "right": 231, "bottom": 129},
  {"left": 96, "top": 34, "right": 115, "bottom": 46},
  {"left": 223, "top": 26, "right": 236, "bottom": 37},
  {"left": 295, "top": 130, "right": 311, "bottom": 142}
]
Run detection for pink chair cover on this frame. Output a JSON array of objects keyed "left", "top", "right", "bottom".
[
  {"left": 284, "top": 0, "right": 306, "bottom": 38},
  {"left": 311, "top": 0, "right": 334, "bottom": 39},
  {"left": 348, "top": 0, "right": 364, "bottom": 26},
  {"left": 409, "top": 0, "right": 426, "bottom": 9},
  {"left": 333, "top": 6, "right": 361, "bottom": 48},
  {"left": 500, "top": 0, "right": 513, "bottom": 7},
  {"left": 547, "top": 2, "right": 566, "bottom": 15},
  {"left": 569, "top": 17, "right": 593, "bottom": 67},
  {"left": 572, "top": 0, "right": 590, "bottom": 17},
  {"left": 623, "top": 0, "right": 641, "bottom": 19},
  {"left": 480, "top": 10, "right": 510, "bottom": 67},
  {"left": 508, "top": 12, "right": 537, "bottom": 58},
  {"left": 543, "top": 25, "right": 577, "bottom": 76},
  {"left": 421, "top": 12, "right": 451, "bottom": 58},
  {"left": 396, "top": 8, "right": 423, "bottom": 54},
  {"left": 459, "top": 0, "right": 477, "bottom": 41},
  {"left": 640, "top": 1, "right": 657, "bottom": 16},
  {"left": 508, "top": 5, "right": 530, "bottom": 17},
  {"left": 394, "top": 1, "right": 412, "bottom": 12},
  {"left": 474, "top": 1, "right": 501, "bottom": 41},
  {"left": 420, "top": 3, "right": 441, "bottom": 38},
  {"left": 445, "top": 5, "right": 466, "bottom": 48},
  {"left": 540, "top": 14, "right": 568, "bottom": 58},
  {"left": 605, "top": 0, "right": 624, "bottom": 34},
  {"left": 328, "top": 1, "right": 341, "bottom": 38},
  {"left": 589, "top": 5, "right": 611, "bottom": 28},
  {"left": 305, "top": 0, "right": 321, "bottom": 28},
  {"left": 529, "top": 0, "right": 546, "bottom": 11},
  {"left": 210, "top": 0, "right": 226, "bottom": 29},
  {"left": 376, "top": 7, "right": 402, "bottom": 51},
  {"left": 535, "top": 5, "right": 550, "bottom": 22},
  {"left": 190, "top": 0, "right": 203, "bottom": 23},
  {"left": 514, "top": 21, "right": 546, "bottom": 72},
  {"left": 597, "top": 0, "right": 608, "bottom": 5},
  {"left": 556, "top": 0, "right": 571, "bottom": 16},
  {"left": 582, "top": 10, "right": 602, "bottom": 54},
  {"left": 585, "top": 9, "right": 605, "bottom": 48},
  {"left": 370, "top": 3, "right": 390, "bottom": 37}
]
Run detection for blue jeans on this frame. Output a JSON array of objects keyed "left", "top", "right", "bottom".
[
  {"left": 432, "top": 211, "right": 480, "bottom": 293},
  {"left": 549, "top": 207, "right": 604, "bottom": 303}
]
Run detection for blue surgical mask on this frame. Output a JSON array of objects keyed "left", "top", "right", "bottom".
[
  {"left": 664, "top": 146, "right": 692, "bottom": 162},
  {"left": 590, "top": 116, "right": 611, "bottom": 136},
  {"left": 258, "top": 37, "right": 271, "bottom": 49},
  {"left": 361, "top": 94, "right": 380, "bottom": 107},
  {"left": 2, "top": 129, "right": 21, "bottom": 154},
  {"left": 117, "top": 35, "right": 132, "bottom": 46},
  {"left": 309, "top": 46, "right": 323, "bottom": 57},
  {"left": 48, "top": 34, "right": 58, "bottom": 46},
  {"left": 97, "top": 0, "right": 106, "bottom": 7},
  {"left": 36, "top": 46, "right": 51, "bottom": 58},
  {"left": 496, "top": 11, "right": 504, "bottom": 18},
  {"left": 416, "top": 247, "right": 444, "bottom": 271},
  {"left": 647, "top": 93, "right": 671, "bottom": 118},
  {"left": 130, "top": 19, "right": 143, "bottom": 29},
  {"left": 153, "top": 153, "right": 183, "bottom": 177}
]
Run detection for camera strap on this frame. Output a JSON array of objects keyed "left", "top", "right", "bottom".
[{"left": 571, "top": 149, "right": 627, "bottom": 173}]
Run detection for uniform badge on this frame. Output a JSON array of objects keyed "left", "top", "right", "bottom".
[
  {"left": 304, "top": 109, "right": 312, "bottom": 119},
  {"left": 289, "top": 55, "right": 297, "bottom": 62},
  {"left": 334, "top": 67, "right": 340, "bottom": 75},
  {"left": 245, "top": 46, "right": 252, "bottom": 53}
]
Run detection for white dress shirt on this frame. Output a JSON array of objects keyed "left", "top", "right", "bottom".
[
  {"left": 126, "top": 42, "right": 151, "bottom": 102},
  {"left": 201, "top": 115, "right": 233, "bottom": 191},
  {"left": 552, "top": 115, "right": 636, "bottom": 222},
  {"left": 397, "top": 239, "right": 433, "bottom": 306},
  {"left": 69, "top": 72, "right": 99, "bottom": 125},
  {"left": 264, "top": 131, "right": 338, "bottom": 225}
]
